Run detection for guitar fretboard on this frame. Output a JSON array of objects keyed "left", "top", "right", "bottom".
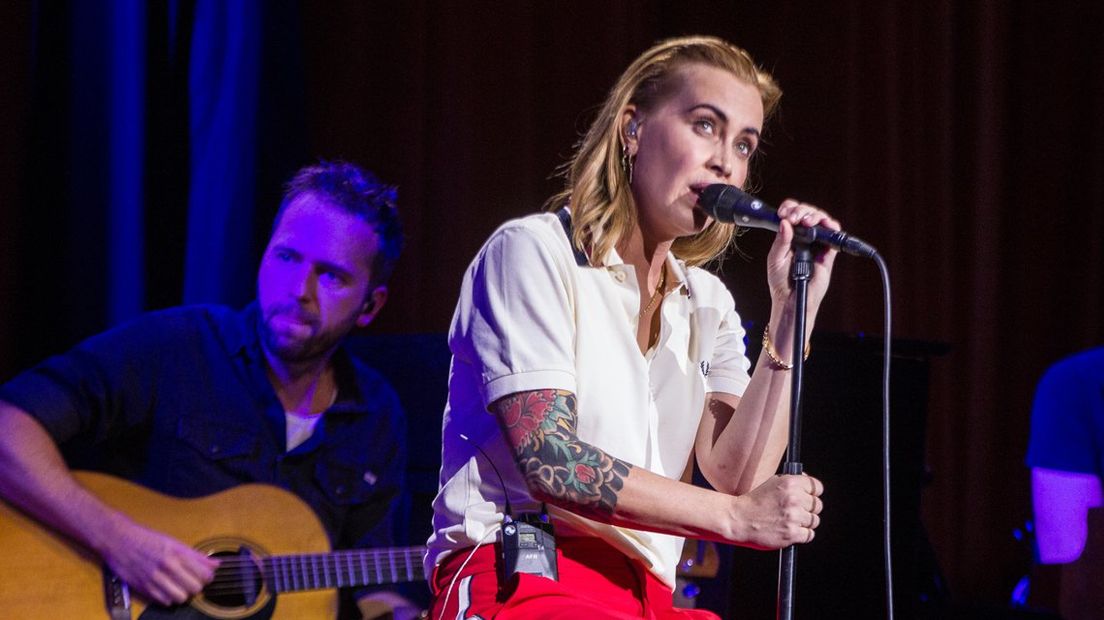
[{"left": 263, "top": 547, "right": 426, "bottom": 592}]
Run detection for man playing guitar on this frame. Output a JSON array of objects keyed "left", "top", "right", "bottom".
[{"left": 0, "top": 161, "right": 418, "bottom": 620}]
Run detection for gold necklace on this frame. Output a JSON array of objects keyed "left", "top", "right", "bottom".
[{"left": 638, "top": 264, "right": 667, "bottom": 318}]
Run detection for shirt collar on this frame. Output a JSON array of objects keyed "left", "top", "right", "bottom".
[
  {"left": 665, "top": 253, "right": 693, "bottom": 298},
  {"left": 604, "top": 246, "right": 693, "bottom": 298},
  {"left": 556, "top": 205, "right": 694, "bottom": 297},
  {"left": 221, "top": 302, "right": 261, "bottom": 361}
]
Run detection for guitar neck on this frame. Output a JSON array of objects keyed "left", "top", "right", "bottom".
[{"left": 264, "top": 546, "right": 425, "bottom": 593}]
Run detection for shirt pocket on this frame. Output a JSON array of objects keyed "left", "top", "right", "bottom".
[
  {"left": 314, "top": 459, "right": 379, "bottom": 506},
  {"left": 176, "top": 415, "right": 262, "bottom": 477}
]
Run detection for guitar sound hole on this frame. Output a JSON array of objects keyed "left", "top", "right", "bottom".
[{"left": 203, "top": 547, "right": 265, "bottom": 608}]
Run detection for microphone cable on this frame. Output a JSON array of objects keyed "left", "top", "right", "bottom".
[
  {"left": 870, "top": 252, "right": 894, "bottom": 620},
  {"left": 700, "top": 185, "right": 897, "bottom": 619},
  {"left": 436, "top": 434, "right": 512, "bottom": 620}
]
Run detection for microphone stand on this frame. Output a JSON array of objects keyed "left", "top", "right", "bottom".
[{"left": 776, "top": 242, "right": 813, "bottom": 620}]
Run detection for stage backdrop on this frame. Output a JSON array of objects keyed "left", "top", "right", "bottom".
[{"left": 1, "top": 1, "right": 1102, "bottom": 613}]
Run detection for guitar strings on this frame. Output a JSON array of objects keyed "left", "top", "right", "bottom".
[{"left": 195, "top": 551, "right": 426, "bottom": 596}]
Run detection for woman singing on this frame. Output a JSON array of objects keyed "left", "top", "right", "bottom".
[{"left": 426, "top": 35, "right": 840, "bottom": 619}]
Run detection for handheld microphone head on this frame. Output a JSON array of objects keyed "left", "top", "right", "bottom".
[
  {"left": 697, "top": 184, "right": 879, "bottom": 258},
  {"left": 698, "top": 184, "right": 781, "bottom": 232}
]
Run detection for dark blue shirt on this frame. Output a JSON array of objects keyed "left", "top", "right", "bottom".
[
  {"left": 1026, "top": 346, "right": 1104, "bottom": 476},
  {"left": 0, "top": 303, "right": 407, "bottom": 608}
]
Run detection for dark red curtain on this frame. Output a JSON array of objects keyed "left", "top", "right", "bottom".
[
  {"left": 2, "top": 0, "right": 1101, "bottom": 610},
  {"left": 297, "top": 1, "right": 1104, "bottom": 605}
]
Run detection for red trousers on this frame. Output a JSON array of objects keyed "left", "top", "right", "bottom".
[{"left": 429, "top": 536, "right": 721, "bottom": 619}]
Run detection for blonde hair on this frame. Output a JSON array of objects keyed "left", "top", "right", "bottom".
[{"left": 545, "top": 35, "right": 781, "bottom": 267}]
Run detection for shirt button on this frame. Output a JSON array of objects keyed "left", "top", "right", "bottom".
[
  {"left": 612, "top": 271, "right": 626, "bottom": 282},
  {"left": 335, "top": 485, "right": 347, "bottom": 497},
  {"left": 209, "top": 445, "right": 221, "bottom": 455}
]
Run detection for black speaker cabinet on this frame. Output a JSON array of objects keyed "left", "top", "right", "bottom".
[{"left": 712, "top": 329, "right": 947, "bottom": 620}]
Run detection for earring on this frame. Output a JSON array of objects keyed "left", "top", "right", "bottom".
[
  {"left": 622, "top": 118, "right": 639, "bottom": 184},
  {"left": 621, "top": 143, "right": 634, "bottom": 185}
]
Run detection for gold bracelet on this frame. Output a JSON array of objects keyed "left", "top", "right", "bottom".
[{"left": 762, "top": 324, "right": 811, "bottom": 370}]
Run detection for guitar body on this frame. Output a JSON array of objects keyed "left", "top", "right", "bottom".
[{"left": 0, "top": 472, "right": 335, "bottom": 620}]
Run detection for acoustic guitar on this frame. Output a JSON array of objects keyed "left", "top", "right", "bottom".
[{"left": 0, "top": 472, "right": 426, "bottom": 619}]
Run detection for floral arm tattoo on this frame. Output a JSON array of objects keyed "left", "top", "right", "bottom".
[{"left": 492, "top": 389, "right": 633, "bottom": 519}]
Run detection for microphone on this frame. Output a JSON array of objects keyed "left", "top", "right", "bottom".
[{"left": 697, "top": 184, "right": 878, "bottom": 258}]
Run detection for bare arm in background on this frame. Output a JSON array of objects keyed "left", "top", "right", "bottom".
[
  {"left": 0, "top": 402, "right": 218, "bottom": 605},
  {"left": 1033, "top": 467, "right": 1104, "bottom": 564}
]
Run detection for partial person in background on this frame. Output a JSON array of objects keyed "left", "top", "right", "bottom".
[
  {"left": 1028, "top": 346, "right": 1104, "bottom": 564},
  {"left": 425, "top": 36, "right": 837, "bottom": 619},
  {"left": 1026, "top": 346, "right": 1103, "bottom": 619},
  {"left": 0, "top": 161, "right": 420, "bottom": 619}
]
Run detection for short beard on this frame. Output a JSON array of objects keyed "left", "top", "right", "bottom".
[
  {"left": 259, "top": 310, "right": 353, "bottom": 366},
  {"left": 261, "top": 324, "right": 342, "bottom": 364}
]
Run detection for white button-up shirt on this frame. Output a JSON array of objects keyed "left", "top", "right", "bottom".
[{"left": 425, "top": 211, "right": 751, "bottom": 588}]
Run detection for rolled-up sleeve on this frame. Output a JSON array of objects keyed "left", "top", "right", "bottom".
[
  {"left": 703, "top": 288, "right": 751, "bottom": 398},
  {"left": 451, "top": 222, "right": 579, "bottom": 409},
  {"left": 0, "top": 313, "right": 172, "bottom": 443}
]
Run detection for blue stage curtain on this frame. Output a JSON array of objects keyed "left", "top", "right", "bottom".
[
  {"left": 7, "top": 0, "right": 303, "bottom": 373},
  {"left": 182, "top": 0, "right": 262, "bottom": 307},
  {"left": 106, "top": 0, "right": 146, "bottom": 326}
]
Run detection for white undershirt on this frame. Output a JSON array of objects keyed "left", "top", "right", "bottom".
[{"left": 285, "top": 388, "right": 338, "bottom": 451}]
